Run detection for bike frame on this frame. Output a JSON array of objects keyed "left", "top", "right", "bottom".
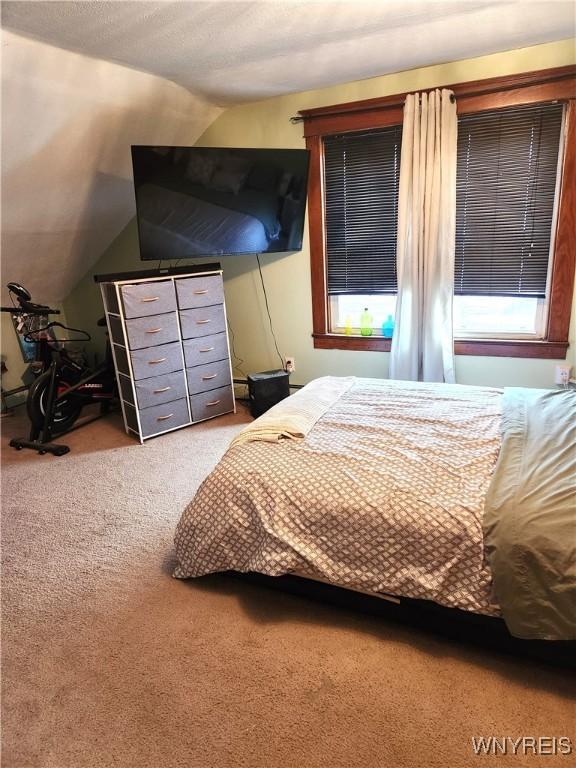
[{"left": 3, "top": 293, "right": 118, "bottom": 455}]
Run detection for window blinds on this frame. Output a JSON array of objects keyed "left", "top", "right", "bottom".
[
  {"left": 324, "top": 126, "right": 401, "bottom": 295},
  {"left": 455, "top": 102, "right": 564, "bottom": 298}
]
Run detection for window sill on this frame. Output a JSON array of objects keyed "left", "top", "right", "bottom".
[
  {"left": 313, "top": 334, "right": 392, "bottom": 351},
  {"left": 313, "top": 333, "right": 569, "bottom": 359},
  {"left": 454, "top": 339, "right": 569, "bottom": 359}
]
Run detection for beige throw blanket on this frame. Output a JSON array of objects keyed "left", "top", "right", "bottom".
[{"left": 231, "top": 376, "right": 355, "bottom": 447}]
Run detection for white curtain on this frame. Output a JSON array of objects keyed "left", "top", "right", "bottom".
[{"left": 389, "top": 88, "right": 457, "bottom": 383}]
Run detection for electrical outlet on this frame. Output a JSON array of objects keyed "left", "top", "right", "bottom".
[
  {"left": 554, "top": 364, "right": 571, "bottom": 385},
  {"left": 285, "top": 357, "right": 295, "bottom": 373}
]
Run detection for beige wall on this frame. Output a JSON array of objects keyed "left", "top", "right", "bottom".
[{"left": 64, "top": 39, "right": 576, "bottom": 390}]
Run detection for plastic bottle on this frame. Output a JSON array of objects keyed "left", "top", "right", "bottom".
[
  {"left": 382, "top": 314, "right": 395, "bottom": 338},
  {"left": 360, "top": 307, "right": 373, "bottom": 337},
  {"left": 344, "top": 315, "right": 353, "bottom": 336}
]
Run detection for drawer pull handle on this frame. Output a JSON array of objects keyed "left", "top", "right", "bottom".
[
  {"left": 146, "top": 328, "right": 162, "bottom": 334},
  {"left": 141, "top": 296, "right": 160, "bottom": 303},
  {"left": 153, "top": 386, "right": 172, "bottom": 393},
  {"left": 199, "top": 346, "right": 214, "bottom": 353},
  {"left": 202, "top": 374, "right": 218, "bottom": 380},
  {"left": 156, "top": 413, "right": 173, "bottom": 422},
  {"left": 206, "top": 399, "right": 221, "bottom": 407},
  {"left": 196, "top": 319, "right": 211, "bottom": 325},
  {"left": 193, "top": 289, "right": 209, "bottom": 295},
  {"left": 148, "top": 357, "right": 167, "bottom": 365}
]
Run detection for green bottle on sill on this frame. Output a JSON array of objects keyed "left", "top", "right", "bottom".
[{"left": 360, "top": 307, "right": 373, "bottom": 337}]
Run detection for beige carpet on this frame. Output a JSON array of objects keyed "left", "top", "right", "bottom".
[{"left": 1, "top": 405, "right": 574, "bottom": 768}]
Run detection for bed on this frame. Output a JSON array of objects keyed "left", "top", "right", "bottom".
[
  {"left": 174, "top": 376, "right": 576, "bottom": 649},
  {"left": 137, "top": 182, "right": 280, "bottom": 259}
]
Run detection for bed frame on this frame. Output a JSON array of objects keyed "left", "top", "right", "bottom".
[{"left": 232, "top": 572, "right": 575, "bottom": 669}]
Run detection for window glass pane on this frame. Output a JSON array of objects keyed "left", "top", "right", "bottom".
[
  {"left": 454, "top": 295, "right": 543, "bottom": 336},
  {"left": 330, "top": 294, "right": 397, "bottom": 334}
]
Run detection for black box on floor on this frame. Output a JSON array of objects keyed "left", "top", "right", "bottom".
[{"left": 247, "top": 369, "right": 290, "bottom": 418}]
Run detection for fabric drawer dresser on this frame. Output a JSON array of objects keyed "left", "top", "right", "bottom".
[{"left": 97, "top": 265, "right": 235, "bottom": 442}]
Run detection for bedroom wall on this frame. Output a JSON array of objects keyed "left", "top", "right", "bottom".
[
  {"left": 64, "top": 39, "right": 576, "bottom": 389},
  {"left": 0, "top": 31, "right": 222, "bottom": 390}
]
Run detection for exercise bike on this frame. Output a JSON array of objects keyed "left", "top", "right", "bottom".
[{"left": 2, "top": 283, "right": 117, "bottom": 455}]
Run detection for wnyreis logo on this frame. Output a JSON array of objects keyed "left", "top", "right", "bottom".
[{"left": 472, "top": 736, "right": 572, "bottom": 756}]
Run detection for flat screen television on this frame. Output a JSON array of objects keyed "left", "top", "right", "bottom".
[{"left": 131, "top": 146, "right": 310, "bottom": 261}]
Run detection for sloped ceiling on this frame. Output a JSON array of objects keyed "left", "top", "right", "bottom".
[
  {"left": 2, "top": 1, "right": 575, "bottom": 104},
  {"left": 1, "top": 31, "right": 221, "bottom": 303},
  {"left": 1, "top": 1, "right": 574, "bottom": 305}
]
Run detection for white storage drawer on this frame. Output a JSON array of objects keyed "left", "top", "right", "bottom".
[
  {"left": 130, "top": 341, "right": 183, "bottom": 381},
  {"left": 180, "top": 305, "right": 226, "bottom": 339},
  {"left": 183, "top": 333, "right": 229, "bottom": 367},
  {"left": 125, "top": 312, "right": 180, "bottom": 350},
  {"left": 176, "top": 275, "right": 224, "bottom": 310},
  {"left": 190, "top": 386, "right": 234, "bottom": 422},
  {"left": 121, "top": 280, "right": 176, "bottom": 318},
  {"left": 186, "top": 359, "right": 231, "bottom": 395},
  {"left": 134, "top": 370, "right": 187, "bottom": 410},
  {"left": 137, "top": 398, "right": 190, "bottom": 438}
]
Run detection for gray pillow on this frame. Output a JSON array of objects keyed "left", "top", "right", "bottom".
[
  {"left": 185, "top": 153, "right": 215, "bottom": 186},
  {"left": 210, "top": 168, "right": 247, "bottom": 195}
]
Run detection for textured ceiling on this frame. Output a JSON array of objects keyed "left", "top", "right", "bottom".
[{"left": 2, "top": 1, "right": 575, "bottom": 105}]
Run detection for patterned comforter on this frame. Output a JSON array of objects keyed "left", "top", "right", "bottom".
[{"left": 174, "top": 378, "right": 503, "bottom": 616}]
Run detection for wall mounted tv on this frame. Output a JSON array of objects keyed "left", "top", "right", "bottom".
[{"left": 131, "top": 146, "right": 310, "bottom": 261}]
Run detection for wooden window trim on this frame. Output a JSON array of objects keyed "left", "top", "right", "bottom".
[{"left": 303, "top": 66, "right": 576, "bottom": 359}]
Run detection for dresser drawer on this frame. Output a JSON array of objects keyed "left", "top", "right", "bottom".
[
  {"left": 190, "top": 385, "right": 234, "bottom": 422},
  {"left": 176, "top": 274, "right": 224, "bottom": 310},
  {"left": 121, "top": 280, "right": 176, "bottom": 319},
  {"left": 183, "top": 332, "right": 229, "bottom": 367},
  {"left": 134, "top": 370, "right": 187, "bottom": 410},
  {"left": 180, "top": 305, "right": 226, "bottom": 339},
  {"left": 125, "top": 312, "right": 180, "bottom": 350},
  {"left": 130, "top": 341, "right": 183, "bottom": 381},
  {"left": 134, "top": 398, "right": 190, "bottom": 438},
  {"left": 186, "top": 359, "right": 232, "bottom": 395}
]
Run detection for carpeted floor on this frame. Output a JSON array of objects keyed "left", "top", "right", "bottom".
[{"left": 1, "top": 405, "right": 574, "bottom": 768}]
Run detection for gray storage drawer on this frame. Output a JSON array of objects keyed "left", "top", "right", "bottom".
[
  {"left": 136, "top": 398, "right": 190, "bottom": 438},
  {"left": 130, "top": 341, "right": 183, "bottom": 381},
  {"left": 180, "top": 305, "right": 226, "bottom": 339},
  {"left": 121, "top": 280, "right": 176, "bottom": 318},
  {"left": 183, "top": 332, "right": 229, "bottom": 367},
  {"left": 99, "top": 268, "right": 235, "bottom": 442},
  {"left": 186, "top": 359, "right": 232, "bottom": 395},
  {"left": 176, "top": 274, "right": 224, "bottom": 310},
  {"left": 134, "top": 370, "right": 187, "bottom": 410},
  {"left": 125, "top": 312, "right": 179, "bottom": 350},
  {"left": 190, "top": 385, "right": 234, "bottom": 422}
]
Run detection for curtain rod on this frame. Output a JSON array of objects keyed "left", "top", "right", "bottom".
[{"left": 290, "top": 91, "right": 455, "bottom": 123}]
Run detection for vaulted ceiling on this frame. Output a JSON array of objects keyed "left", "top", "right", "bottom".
[
  {"left": 3, "top": 1, "right": 575, "bottom": 105},
  {"left": 1, "top": 1, "right": 574, "bottom": 304}
]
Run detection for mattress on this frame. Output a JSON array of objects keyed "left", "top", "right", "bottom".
[{"left": 174, "top": 377, "right": 503, "bottom": 617}]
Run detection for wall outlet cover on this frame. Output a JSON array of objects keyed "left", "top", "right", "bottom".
[{"left": 554, "top": 364, "right": 571, "bottom": 384}]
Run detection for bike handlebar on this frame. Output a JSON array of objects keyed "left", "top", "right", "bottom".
[{"left": 1, "top": 305, "right": 60, "bottom": 316}]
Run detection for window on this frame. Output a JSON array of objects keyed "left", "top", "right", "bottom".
[
  {"left": 324, "top": 127, "right": 400, "bottom": 336},
  {"left": 302, "top": 66, "right": 575, "bottom": 358},
  {"left": 454, "top": 102, "right": 564, "bottom": 339}
]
